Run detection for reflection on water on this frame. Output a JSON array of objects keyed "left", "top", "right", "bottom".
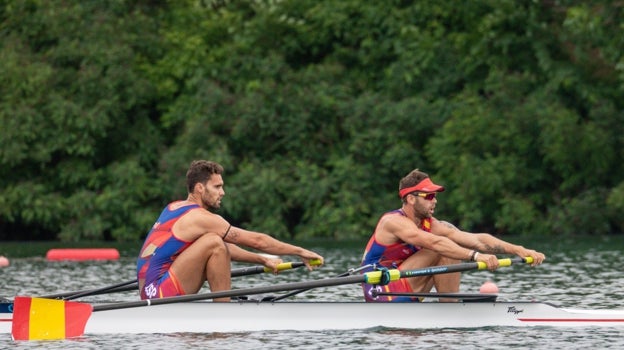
[{"left": 2, "top": 235, "right": 624, "bottom": 349}]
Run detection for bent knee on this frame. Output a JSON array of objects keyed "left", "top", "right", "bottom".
[
  {"left": 439, "top": 255, "right": 460, "bottom": 265},
  {"left": 404, "top": 249, "right": 459, "bottom": 268},
  {"left": 196, "top": 233, "right": 228, "bottom": 251}
]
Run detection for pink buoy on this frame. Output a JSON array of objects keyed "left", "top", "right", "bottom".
[
  {"left": 479, "top": 280, "right": 499, "bottom": 294},
  {"left": 46, "top": 248, "right": 120, "bottom": 261},
  {"left": 0, "top": 256, "right": 9, "bottom": 267}
]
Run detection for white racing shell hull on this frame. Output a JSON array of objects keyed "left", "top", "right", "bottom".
[{"left": 3, "top": 301, "right": 624, "bottom": 335}]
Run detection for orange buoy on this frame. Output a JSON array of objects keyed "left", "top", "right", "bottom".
[{"left": 46, "top": 248, "right": 120, "bottom": 261}]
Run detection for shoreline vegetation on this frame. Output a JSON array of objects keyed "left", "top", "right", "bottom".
[
  {"left": 2, "top": 235, "right": 624, "bottom": 259},
  {"left": 1, "top": 2, "right": 623, "bottom": 242}
]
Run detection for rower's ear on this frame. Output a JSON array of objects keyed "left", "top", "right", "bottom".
[
  {"left": 404, "top": 193, "right": 416, "bottom": 204},
  {"left": 193, "top": 182, "right": 204, "bottom": 193}
]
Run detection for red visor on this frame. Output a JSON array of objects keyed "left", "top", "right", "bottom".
[{"left": 399, "top": 178, "right": 445, "bottom": 198}]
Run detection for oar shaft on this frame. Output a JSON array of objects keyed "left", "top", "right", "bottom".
[
  {"left": 42, "top": 279, "right": 137, "bottom": 299},
  {"left": 395, "top": 257, "right": 528, "bottom": 281},
  {"left": 40, "top": 260, "right": 317, "bottom": 301},
  {"left": 230, "top": 261, "right": 310, "bottom": 277},
  {"left": 371, "top": 292, "right": 498, "bottom": 299},
  {"left": 93, "top": 257, "right": 530, "bottom": 312},
  {"left": 93, "top": 274, "right": 366, "bottom": 311},
  {"left": 269, "top": 264, "right": 372, "bottom": 302}
]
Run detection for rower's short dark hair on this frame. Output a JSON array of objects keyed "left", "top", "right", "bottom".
[
  {"left": 399, "top": 169, "right": 430, "bottom": 190},
  {"left": 398, "top": 169, "right": 429, "bottom": 203},
  {"left": 186, "top": 160, "right": 224, "bottom": 193}
]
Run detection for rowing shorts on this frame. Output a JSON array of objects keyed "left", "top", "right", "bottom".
[
  {"left": 141, "top": 270, "right": 186, "bottom": 299},
  {"left": 362, "top": 278, "right": 420, "bottom": 303}
]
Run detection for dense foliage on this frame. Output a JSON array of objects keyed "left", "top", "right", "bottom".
[{"left": 1, "top": 0, "right": 622, "bottom": 241}]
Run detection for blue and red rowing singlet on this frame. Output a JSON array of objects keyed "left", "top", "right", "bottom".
[
  {"left": 360, "top": 210, "right": 432, "bottom": 302},
  {"left": 137, "top": 202, "right": 199, "bottom": 299}
]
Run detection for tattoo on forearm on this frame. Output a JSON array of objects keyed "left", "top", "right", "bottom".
[
  {"left": 483, "top": 244, "right": 505, "bottom": 254},
  {"left": 228, "top": 229, "right": 239, "bottom": 242}
]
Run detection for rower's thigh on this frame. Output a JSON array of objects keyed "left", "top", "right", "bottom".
[
  {"left": 171, "top": 234, "right": 229, "bottom": 290},
  {"left": 400, "top": 249, "right": 442, "bottom": 270},
  {"left": 399, "top": 249, "right": 451, "bottom": 292}
]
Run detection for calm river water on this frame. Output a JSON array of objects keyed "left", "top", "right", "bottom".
[{"left": 1, "top": 235, "right": 623, "bottom": 349}]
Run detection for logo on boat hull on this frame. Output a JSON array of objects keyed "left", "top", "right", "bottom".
[{"left": 507, "top": 306, "right": 524, "bottom": 315}]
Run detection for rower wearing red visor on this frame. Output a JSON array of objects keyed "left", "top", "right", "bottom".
[{"left": 360, "top": 168, "right": 545, "bottom": 302}]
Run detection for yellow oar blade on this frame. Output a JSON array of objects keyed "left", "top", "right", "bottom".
[{"left": 12, "top": 296, "right": 93, "bottom": 340}]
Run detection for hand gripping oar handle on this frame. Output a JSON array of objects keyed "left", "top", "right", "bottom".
[{"left": 93, "top": 257, "right": 531, "bottom": 312}]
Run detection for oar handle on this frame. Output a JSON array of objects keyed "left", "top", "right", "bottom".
[
  {"left": 231, "top": 259, "right": 322, "bottom": 277},
  {"left": 476, "top": 256, "right": 533, "bottom": 269},
  {"left": 271, "top": 259, "right": 322, "bottom": 271}
]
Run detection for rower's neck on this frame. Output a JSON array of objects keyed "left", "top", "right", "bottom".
[
  {"left": 400, "top": 206, "right": 422, "bottom": 227},
  {"left": 183, "top": 194, "right": 203, "bottom": 208}
]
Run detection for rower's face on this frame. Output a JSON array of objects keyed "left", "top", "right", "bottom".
[
  {"left": 410, "top": 192, "right": 437, "bottom": 218},
  {"left": 200, "top": 174, "right": 225, "bottom": 211}
]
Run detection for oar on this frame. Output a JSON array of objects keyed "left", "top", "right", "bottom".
[
  {"left": 11, "top": 257, "right": 531, "bottom": 340},
  {"left": 40, "top": 260, "right": 321, "bottom": 301},
  {"left": 268, "top": 264, "right": 374, "bottom": 302},
  {"left": 370, "top": 291, "right": 499, "bottom": 302},
  {"left": 43, "top": 280, "right": 138, "bottom": 300}
]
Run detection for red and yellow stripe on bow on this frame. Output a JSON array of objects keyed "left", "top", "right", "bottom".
[{"left": 12, "top": 296, "right": 92, "bottom": 340}]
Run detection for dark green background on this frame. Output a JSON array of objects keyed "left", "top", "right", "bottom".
[{"left": 1, "top": 1, "right": 622, "bottom": 242}]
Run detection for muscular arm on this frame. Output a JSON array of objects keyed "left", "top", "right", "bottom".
[
  {"left": 225, "top": 227, "right": 324, "bottom": 268},
  {"left": 176, "top": 208, "right": 323, "bottom": 267},
  {"left": 433, "top": 220, "right": 510, "bottom": 253},
  {"left": 384, "top": 216, "right": 474, "bottom": 261},
  {"left": 434, "top": 220, "right": 546, "bottom": 266},
  {"left": 226, "top": 227, "right": 305, "bottom": 255}
]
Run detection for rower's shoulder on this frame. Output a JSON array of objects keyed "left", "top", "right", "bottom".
[
  {"left": 168, "top": 200, "right": 197, "bottom": 210},
  {"left": 377, "top": 211, "right": 415, "bottom": 234},
  {"left": 381, "top": 210, "right": 413, "bottom": 223},
  {"left": 173, "top": 206, "right": 230, "bottom": 241},
  {"left": 180, "top": 205, "right": 228, "bottom": 228}
]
